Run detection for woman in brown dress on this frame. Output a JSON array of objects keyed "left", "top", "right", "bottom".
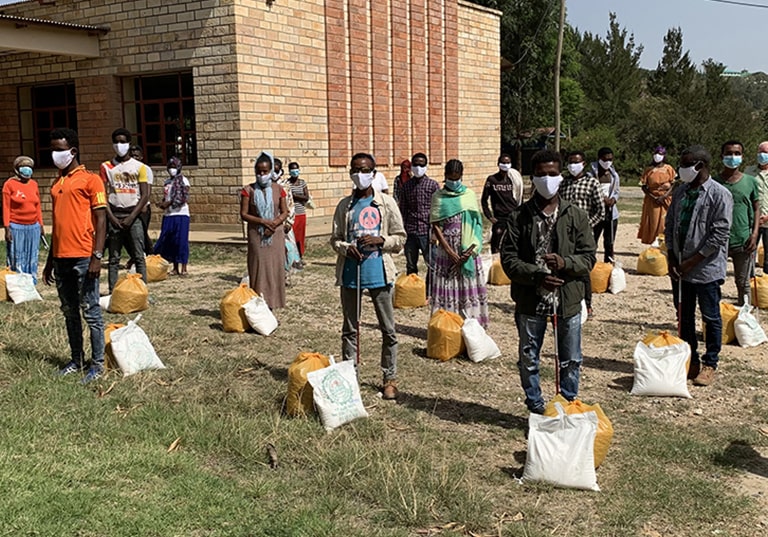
[
  {"left": 240, "top": 151, "right": 289, "bottom": 309},
  {"left": 638, "top": 145, "right": 675, "bottom": 245}
]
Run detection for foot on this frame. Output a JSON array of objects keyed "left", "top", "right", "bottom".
[
  {"left": 687, "top": 362, "right": 701, "bottom": 380},
  {"left": 81, "top": 365, "right": 104, "bottom": 385},
  {"left": 382, "top": 380, "right": 398, "bottom": 400},
  {"left": 169, "top": 269, "right": 180, "bottom": 276},
  {"left": 179, "top": 271, "right": 188, "bottom": 278},
  {"left": 692, "top": 365, "right": 716, "bottom": 386},
  {"left": 57, "top": 360, "right": 84, "bottom": 376},
  {"left": 529, "top": 405, "right": 545, "bottom": 415},
  {"left": 587, "top": 307, "right": 594, "bottom": 320}
]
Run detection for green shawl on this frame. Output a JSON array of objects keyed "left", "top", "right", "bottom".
[{"left": 429, "top": 185, "right": 484, "bottom": 277}]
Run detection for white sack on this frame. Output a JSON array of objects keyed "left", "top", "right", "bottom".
[
  {"left": 99, "top": 294, "right": 112, "bottom": 311},
  {"left": 242, "top": 296, "right": 278, "bottom": 336},
  {"left": 609, "top": 261, "right": 627, "bottom": 294},
  {"left": 5, "top": 273, "right": 42, "bottom": 304},
  {"left": 109, "top": 314, "right": 166, "bottom": 376},
  {"left": 307, "top": 359, "right": 368, "bottom": 431},
  {"left": 580, "top": 299, "right": 588, "bottom": 325},
  {"left": 461, "top": 318, "right": 501, "bottom": 363},
  {"left": 631, "top": 341, "right": 691, "bottom": 398},
  {"left": 734, "top": 301, "right": 767, "bottom": 348},
  {"left": 480, "top": 250, "right": 493, "bottom": 284}
]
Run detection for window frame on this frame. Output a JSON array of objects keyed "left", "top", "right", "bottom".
[{"left": 18, "top": 81, "right": 78, "bottom": 169}]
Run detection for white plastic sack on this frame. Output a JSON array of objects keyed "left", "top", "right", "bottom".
[
  {"left": 109, "top": 314, "right": 166, "bottom": 376},
  {"left": 523, "top": 403, "right": 600, "bottom": 491},
  {"left": 240, "top": 272, "right": 249, "bottom": 286},
  {"left": 242, "top": 296, "right": 278, "bottom": 336},
  {"left": 734, "top": 301, "right": 767, "bottom": 348},
  {"left": 99, "top": 294, "right": 112, "bottom": 311},
  {"left": 609, "top": 261, "right": 626, "bottom": 294},
  {"left": 306, "top": 359, "right": 368, "bottom": 431},
  {"left": 631, "top": 341, "right": 691, "bottom": 398},
  {"left": 5, "top": 273, "right": 42, "bottom": 304},
  {"left": 480, "top": 250, "right": 493, "bottom": 284},
  {"left": 580, "top": 299, "right": 588, "bottom": 325},
  {"left": 461, "top": 318, "right": 501, "bottom": 363}
]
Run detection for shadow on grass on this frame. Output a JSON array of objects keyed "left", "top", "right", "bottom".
[
  {"left": 583, "top": 355, "right": 634, "bottom": 374},
  {"left": 190, "top": 308, "right": 220, "bottom": 319},
  {"left": 714, "top": 440, "right": 768, "bottom": 479},
  {"left": 218, "top": 274, "right": 242, "bottom": 284},
  {"left": 310, "top": 261, "right": 336, "bottom": 267},
  {"left": 3, "top": 344, "right": 63, "bottom": 367},
  {"left": 360, "top": 321, "right": 428, "bottom": 340},
  {"left": 599, "top": 318, "right": 675, "bottom": 331},
  {"left": 396, "top": 391, "right": 527, "bottom": 431},
  {"left": 607, "top": 375, "right": 634, "bottom": 391},
  {"left": 488, "top": 301, "right": 514, "bottom": 314}
]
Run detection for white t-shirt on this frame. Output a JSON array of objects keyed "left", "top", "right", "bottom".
[
  {"left": 372, "top": 171, "right": 389, "bottom": 193},
  {"left": 163, "top": 177, "right": 191, "bottom": 217}
]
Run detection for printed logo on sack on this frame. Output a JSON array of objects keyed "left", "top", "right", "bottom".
[{"left": 321, "top": 370, "right": 353, "bottom": 404}]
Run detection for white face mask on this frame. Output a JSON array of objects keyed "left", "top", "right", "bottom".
[
  {"left": 567, "top": 162, "right": 584, "bottom": 177},
  {"left": 599, "top": 159, "right": 612, "bottom": 170},
  {"left": 532, "top": 175, "right": 563, "bottom": 200},
  {"left": 169, "top": 168, "right": 178, "bottom": 177},
  {"left": 412, "top": 165, "right": 427, "bottom": 178},
  {"left": 52, "top": 150, "right": 75, "bottom": 170},
  {"left": 114, "top": 142, "right": 130, "bottom": 157},
  {"left": 351, "top": 172, "right": 374, "bottom": 190},
  {"left": 498, "top": 163, "right": 512, "bottom": 172},
  {"left": 678, "top": 164, "right": 700, "bottom": 184},
  {"left": 256, "top": 173, "right": 272, "bottom": 187},
  {"left": 652, "top": 153, "right": 664, "bottom": 164}
]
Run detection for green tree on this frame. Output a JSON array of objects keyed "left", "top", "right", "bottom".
[{"left": 646, "top": 27, "right": 696, "bottom": 102}]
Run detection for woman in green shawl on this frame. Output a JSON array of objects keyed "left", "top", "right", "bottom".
[{"left": 430, "top": 159, "right": 489, "bottom": 327}]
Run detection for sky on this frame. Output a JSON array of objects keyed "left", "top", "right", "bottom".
[{"left": 567, "top": 0, "right": 767, "bottom": 73}]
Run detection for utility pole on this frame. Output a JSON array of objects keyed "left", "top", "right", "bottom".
[{"left": 554, "top": 0, "right": 566, "bottom": 153}]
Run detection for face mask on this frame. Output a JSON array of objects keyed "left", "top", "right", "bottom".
[
  {"left": 169, "top": 168, "right": 178, "bottom": 177},
  {"left": 498, "top": 163, "right": 512, "bottom": 172},
  {"left": 412, "top": 165, "right": 427, "bottom": 178},
  {"left": 256, "top": 173, "right": 272, "bottom": 188},
  {"left": 599, "top": 159, "right": 612, "bottom": 170},
  {"left": 653, "top": 153, "right": 664, "bottom": 164},
  {"left": 532, "top": 175, "right": 563, "bottom": 200},
  {"left": 351, "top": 172, "right": 374, "bottom": 190},
  {"left": 722, "top": 155, "right": 742, "bottom": 169},
  {"left": 114, "top": 142, "right": 130, "bottom": 157},
  {"left": 444, "top": 179, "right": 462, "bottom": 191},
  {"left": 758, "top": 152, "right": 768, "bottom": 166},
  {"left": 289, "top": 169, "right": 300, "bottom": 178},
  {"left": 678, "top": 164, "right": 700, "bottom": 183},
  {"left": 567, "top": 162, "right": 584, "bottom": 177},
  {"left": 18, "top": 166, "right": 33, "bottom": 179},
  {"left": 52, "top": 150, "right": 75, "bottom": 170}
]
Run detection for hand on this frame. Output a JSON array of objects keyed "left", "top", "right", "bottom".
[
  {"left": 262, "top": 219, "right": 277, "bottom": 232},
  {"left": 284, "top": 223, "right": 292, "bottom": 234},
  {"left": 760, "top": 215, "right": 768, "bottom": 225},
  {"left": 447, "top": 248, "right": 461, "bottom": 266},
  {"left": 679, "top": 256, "right": 700, "bottom": 275},
  {"left": 357, "top": 235, "right": 384, "bottom": 248},
  {"left": 120, "top": 216, "right": 135, "bottom": 228},
  {"left": 346, "top": 244, "right": 362, "bottom": 261},
  {"left": 543, "top": 253, "right": 565, "bottom": 272},
  {"left": 541, "top": 274, "right": 564, "bottom": 292},
  {"left": 43, "top": 261, "right": 54, "bottom": 286},
  {"left": 605, "top": 198, "right": 616, "bottom": 207},
  {"left": 87, "top": 256, "right": 101, "bottom": 279},
  {"left": 109, "top": 215, "right": 122, "bottom": 229},
  {"left": 4, "top": 228, "right": 10, "bottom": 244},
  {"left": 263, "top": 227, "right": 274, "bottom": 238},
  {"left": 669, "top": 264, "right": 681, "bottom": 282},
  {"left": 490, "top": 217, "right": 498, "bottom": 224},
  {"left": 654, "top": 196, "right": 665, "bottom": 207},
  {"left": 746, "top": 235, "right": 758, "bottom": 253}
]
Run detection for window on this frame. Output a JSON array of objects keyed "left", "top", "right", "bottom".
[
  {"left": 123, "top": 72, "right": 197, "bottom": 166},
  {"left": 18, "top": 82, "right": 78, "bottom": 168}
]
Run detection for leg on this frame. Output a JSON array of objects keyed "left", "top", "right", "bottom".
[
  {"left": 107, "top": 220, "right": 123, "bottom": 292},
  {"left": 404, "top": 235, "right": 420, "bottom": 275},
  {"left": 141, "top": 206, "right": 153, "bottom": 255},
  {"left": 556, "top": 313, "right": 583, "bottom": 401},
  {"left": 730, "top": 248, "right": 752, "bottom": 306},
  {"left": 54, "top": 258, "right": 85, "bottom": 365},
  {"left": 673, "top": 279, "right": 700, "bottom": 365},
  {"left": 515, "top": 312, "right": 548, "bottom": 413},
  {"left": 418, "top": 234, "right": 432, "bottom": 296},
  {"left": 490, "top": 221, "right": 504, "bottom": 254},
  {"left": 127, "top": 218, "right": 147, "bottom": 283},
  {"left": 370, "top": 285, "right": 398, "bottom": 381},
  {"left": 603, "top": 217, "right": 617, "bottom": 262},
  {"left": 340, "top": 286, "right": 359, "bottom": 363},
  {"left": 761, "top": 228, "right": 768, "bottom": 273},
  {"left": 697, "top": 280, "right": 722, "bottom": 369},
  {"left": 77, "top": 258, "right": 105, "bottom": 368}
]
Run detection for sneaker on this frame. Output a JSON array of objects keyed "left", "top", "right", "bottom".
[
  {"left": 692, "top": 365, "right": 716, "bottom": 386},
  {"left": 530, "top": 405, "right": 546, "bottom": 415},
  {"left": 382, "top": 380, "right": 398, "bottom": 400},
  {"left": 57, "top": 360, "right": 84, "bottom": 376},
  {"left": 687, "top": 362, "right": 701, "bottom": 380},
  {"left": 81, "top": 365, "right": 104, "bottom": 385}
]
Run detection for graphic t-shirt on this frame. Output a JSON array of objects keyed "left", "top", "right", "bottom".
[
  {"left": 342, "top": 195, "right": 386, "bottom": 289},
  {"left": 100, "top": 158, "right": 148, "bottom": 210}
]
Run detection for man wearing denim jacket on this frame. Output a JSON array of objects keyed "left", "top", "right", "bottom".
[{"left": 665, "top": 145, "right": 733, "bottom": 387}]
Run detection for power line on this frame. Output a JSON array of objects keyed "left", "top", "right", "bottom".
[{"left": 703, "top": 0, "right": 768, "bottom": 8}]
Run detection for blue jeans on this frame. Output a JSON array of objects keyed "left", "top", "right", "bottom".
[
  {"left": 515, "top": 311, "right": 583, "bottom": 413},
  {"left": 53, "top": 257, "right": 105, "bottom": 367},
  {"left": 672, "top": 279, "right": 722, "bottom": 369},
  {"left": 108, "top": 216, "right": 147, "bottom": 292}
]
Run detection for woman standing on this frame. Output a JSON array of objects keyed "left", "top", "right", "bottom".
[
  {"left": 3, "top": 156, "right": 43, "bottom": 283},
  {"left": 392, "top": 159, "right": 411, "bottom": 204},
  {"left": 638, "top": 146, "right": 675, "bottom": 245},
  {"left": 429, "top": 159, "right": 489, "bottom": 327},
  {"left": 287, "top": 161, "right": 310, "bottom": 264},
  {"left": 240, "top": 151, "right": 289, "bottom": 309},
  {"left": 153, "top": 156, "right": 191, "bottom": 276}
]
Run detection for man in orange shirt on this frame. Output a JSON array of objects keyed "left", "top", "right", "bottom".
[{"left": 42, "top": 128, "right": 108, "bottom": 384}]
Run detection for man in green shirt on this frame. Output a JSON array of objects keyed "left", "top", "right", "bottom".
[{"left": 744, "top": 140, "right": 768, "bottom": 273}]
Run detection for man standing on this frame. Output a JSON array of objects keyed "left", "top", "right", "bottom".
[
  {"left": 129, "top": 144, "right": 154, "bottom": 256},
  {"left": 715, "top": 140, "right": 760, "bottom": 305},
  {"left": 590, "top": 147, "right": 620, "bottom": 263},
  {"left": 666, "top": 145, "right": 733, "bottom": 386},
  {"left": 481, "top": 153, "right": 523, "bottom": 253},
  {"left": 42, "top": 128, "right": 107, "bottom": 384},
  {"left": 399, "top": 152, "right": 439, "bottom": 284},
  {"left": 501, "top": 150, "right": 596, "bottom": 414},
  {"left": 330, "top": 152, "right": 406, "bottom": 400},
  {"left": 100, "top": 128, "right": 150, "bottom": 292},
  {"left": 744, "top": 140, "right": 768, "bottom": 274}
]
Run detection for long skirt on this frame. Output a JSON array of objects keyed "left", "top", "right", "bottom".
[
  {"left": 294, "top": 213, "right": 307, "bottom": 257},
  {"left": 153, "top": 215, "right": 190, "bottom": 264},
  {"left": 7, "top": 222, "right": 41, "bottom": 284},
  {"left": 247, "top": 223, "right": 286, "bottom": 309}
]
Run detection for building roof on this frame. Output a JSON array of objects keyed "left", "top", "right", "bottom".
[{"left": 0, "top": 13, "right": 109, "bottom": 33}]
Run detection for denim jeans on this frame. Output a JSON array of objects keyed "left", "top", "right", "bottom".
[
  {"left": 515, "top": 311, "right": 582, "bottom": 413},
  {"left": 340, "top": 284, "right": 397, "bottom": 381},
  {"left": 108, "top": 216, "right": 147, "bottom": 291},
  {"left": 672, "top": 279, "right": 722, "bottom": 369},
  {"left": 54, "top": 257, "right": 105, "bottom": 368},
  {"left": 729, "top": 246, "right": 754, "bottom": 306}
]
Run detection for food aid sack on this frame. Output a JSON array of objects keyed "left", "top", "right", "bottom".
[
  {"left": 242, "top": 295, "right": 278, "bottom": 336},
  {"left": 637, "top": 247, "right": 668, "bottom": 276},
  {"left": 110, "top": 273, "right": 149, "bottom": 314},
  {"left": 703, "top": 302, "right": 738, "bottom": 345},
  {"left": 479, "top": 250, "right": 493, "bottom": 284},
  {"left": 286, "top": 352, "right": 332, "bottom": 417},
  {"left": 734, "top": 300, "right": 767, "bottom": 348},
  {"left": 488, "top": 254, "right": 511, "bottom": 286},
  {"left": 609, "top": 260, "right": 626, "bottom": 294},
  {"left": 0, "top": 267, "right": 16, "bottom": 301},
  {"left": 523, "top": 403, "right": 600, "bottom": 491},
  {"left": 427, "top": 308, "right": 465, "bottom": 361},
  {"left": 580, "top": 299, "right": 588, "bottom": 325},
  {"left": 631, "top": 341, "right": 691, "bottom": 398},
  {"left": 5, "top": 273, "right": 42, "bottom": 304},
  {"left": 145, "top": 255, "right": 171, "bottom": 282},
  {"left": 393, "top": 273, "right": 426, "bottom": 309},
  {"left": 109, "top": 314, "right": 166, "bottom": 376},
  {"left": 590, "top": 261, "right": 612, "bottom": 293},
  {"left": 220, "top": 283, "right": 258, "bottom": 333},
  {"left": 104, "top": 323, "right": 126, "bottom": 370},
  {"left": 306, "top": 359, "right": 368, "bottom": 431},
  {"left": 99, "top": 295, "right": 112, "bottom": 311},
  {"left": 759, "top": 246, "right": 764, "bottom": 268},
  {"left": 461, "top": 318, "right": 501, "bottom": 363},
  {"left": 544, "top": 394, "right": 614, "bottom": 468},
  {"left": 751, "top": 274, "right": 768, "bottom": 308},
  {"left": 642, "top": 330, "right": 684, "bottom": 348}
]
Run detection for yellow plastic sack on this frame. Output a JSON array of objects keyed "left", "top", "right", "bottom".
[
  {"left": 488, "top": 258, "right": 511, "bottom": 286},
  {"left": 220, "top": 283, "right": 258, "bottom": 333},
  {"left": 146, "top": 255, "right": 171, "bottom": 282},
  {"left": 110, "top": 274, "right": 149, "bottom": 314},
  {"left": 0, "top": 267, "right": 16, "bottom": 301},
  {"left": 637, "top": 247, "right": 668, "bottom": 276},
  {"left": 658, "top": 235, "right": 667, "bottom": 255},
  {"left": 104, "top": 323, "right": 126, "bottom": 371},
  {"left": 544, "top": 394, "right": 614, "bottom": 468},
  {"left": 427, "top": 309, "right": 465, "bottom": 361},
  {"left": 751, "top": 274, "right": 768, "bottom": 308},
  {"left": 286, "top": 352, "right": 332, "bottom": 417},
  {"left": 394, "top": 274, "right": 426, "bottom": 309},
  {"left": 590, "top": 262, "right": 612, "bottom": 293},
  {"left": 703, "top": 302, "right": 738, "bottom": 345},
  {"left": 758, "top": 246, "right": 764, "bottom": 268},
  {"left": 642, "top": 330, "right": 684, "bottom": 347}
]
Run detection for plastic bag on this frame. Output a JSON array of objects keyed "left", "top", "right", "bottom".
[
  {"left": 488, "top": 255, "right": 511, "bottom": 286},
  {"left": 307, "top": 358, "right": 368, "bottom": 431},
  {"left": 590, "top": 262, "right": 612, "bottom": 293},
  {"left": 99, "top": 295, "right": 112, "bottom": 311},
  {"left": 427, "top": 309, "right": 465, "bottom": 361},
  {"left": 523, "top": 403, "right": 600, "bottom": 491},
  {"left": 109, "top": 314, "right": 166, "bottom": 376},
  {"left": 637, "top": 247, "right": 668, "bottom": 276},
  {"left": 461, "top": 318, "right": 501, "bottom": 363},
  {"left": 734, "top": 300, "right": 767, "bottom": 348},
  {"left": 609, "top": 261, "right": 626, "bottom": 294},
  {"left": 220, "top": 283, "right": 259, "bottom": 333},
  {"left": 543, "top": 394, "right": 614, "bottom": 468},
  {"left": 631, "top": 341, "right": 691, "bottom": 398},
  {"left": 286, "top": 352, "right": 332, "bottom": 417},
  {"left": 751, "top": 274, "right": 768, "bottom": 308},
  {"left": 394, "top": 273, "right": 426, "bottom": 309},
  {"left": 708, "top": 301, "right": 739, "bottom": 345},
  {"left": 580, "top": 299, "right": 588, "bottom": 325},
  {"left": 5, "top": 273, "right": 42, "bottom": 304},
  {"left": 110, "top": 274, "right": 149, "bottom": 314},
  {"left": 242, "top": 295, "right": 278, "bottom": 335},
  {"left": 642, "top": 330, "right": 684, "bottom": 348},
  {"left": 0, "top": 267, "right": 16, "bottom": 301},
  {"left": 104, "top": 323, "right": 126, "bottom": 370},
  {"left": 758, "top": 246, "right": 764, "bottom": 268},
  {"left": 146, "top": 255, "right": 171, "bottom": 282}
]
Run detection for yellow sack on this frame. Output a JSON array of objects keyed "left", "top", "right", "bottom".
[
  {"left": 658, "top": 235, "right": 667, "bottom": 255},
  {"left": 394, "top": 274, "right": 426, "bottom": 309},
  {"left": 703, "top": 302, "right": 738, "bottom": 345},
  {"left": 220, "top": 283, "right": 258, "bottom": 333},
  {"left": 0, "top": 267, "right": 16, "bottom": 301},
  {"left": 286, "top": 352, "right": 331, "bottom": 417},
  {"left": 642, "top": 330, "right": 684, "bottom": 347},
  {"left": 751, "top": 274, "right": 768, "bottom": 308},
  {"left": 488, "top": 258, "right": 511, "bottom": 286},
  {"left": 146, "top": 255, "right": 171, "bottom": 282},
  {"left": 637, "top": 247, "right": 668, "bottom": 276},
  {"left": 427, "top": 309, "right": 465, "bottom": 361},
  {"left": 544, "top": 394, "right": 614, "bottom": 468},
  {"left": 590, "top": 262, "right": 612, "bottom": 293},
  {"left": 758, "top": 246, "right": 764, "bottom": 268},
  {"left": 111, "top": 274, "right": 149, "bottom": 314},
  {"left": 104, "top": 323, "right": 126, "bottom": 371}
]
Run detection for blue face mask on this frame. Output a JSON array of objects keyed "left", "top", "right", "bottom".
[
  {"left": 722, "top": 155, "right": 742, "bottom": 169},
  {"left": 289, "top": 169, "right": 300, "bottom": 178},
  {"left": 758, "top": 153, "right": 768, "bottom": 166},
  {"left": 18, "top": 166, "right": 33, "bottom": 179},
  {"left": 445, "top": 179, "right": 462, "bottom": 191}
]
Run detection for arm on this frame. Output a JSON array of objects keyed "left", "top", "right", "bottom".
[
  {"left": 122, "top": 178, "right": 149, "bottom": 226},
  {"left": 330, "top": 198, "right": 360, "bottom": 260},
  {"left": 589, "top": 181, "right": 605, "bottom": 228},
  {"left": 481, "top": 179, "right": 495, "bottom": 222},
  {"left": 380, "top": 196, "right": 405, "bottom": 254},
  {"left": 608, "top": 171, "right": 620, "bottom": 205},
  {"left": 697, "top": 189, "right": 733, "bottom": 260},
  {"left": 2, "top": 182, "right": 10, "bottom": 242},
  {"left": 292, "top": 183, "right": 309, "bottom": 204},
  {"left": 88, "top": 208, "right": 107, "bottom": 279},
  {"left": 560, "top": 209, "right": 597, "bottom": 277},
  {"left": 748, "top": 197, "right": 761, "bottom": 252},
  {"left": 432, "top": 222, "right": 461, "bottom": 266},
  {"left": 499, "top": 212, "right": 545, "bottom": 286},
  {"left": 239, "top": 191, "right": 266, "bottom": 227},
  {"left": 35, "top": 183, "right": 44, "bottom": 229}
]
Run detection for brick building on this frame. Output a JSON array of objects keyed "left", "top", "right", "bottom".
[{"left": 0, "top": 0, "right": 501, "bottom": 233}]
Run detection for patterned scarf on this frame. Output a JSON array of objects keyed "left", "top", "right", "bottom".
[
  {"left": 429, "top": 183, "right": 484, "bottom": 277},
  {"left": 253, "top": 151, "right": 275, "bottom": 245},
  {"left": 167, "top": 157, "right": 189, "bottom": 209}
]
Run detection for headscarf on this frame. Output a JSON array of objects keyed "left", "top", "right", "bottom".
[
  {"left": 252, "top": 151, "right": 275, "bottom": 245},
  {"left": 429, "top": 183, "right": 484, "bottom": 277},
  {"left": 13, "top": 155, "right": 34, "bottom": 179},
  {"left": 398, "top": 159, "right": 411, "bottom": 185},
  {"left": 653, "top": 145, "right": 667, "bottom": 155},
  {"left": 166, "top": 156, "right": 189, "bottom": 209}
]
